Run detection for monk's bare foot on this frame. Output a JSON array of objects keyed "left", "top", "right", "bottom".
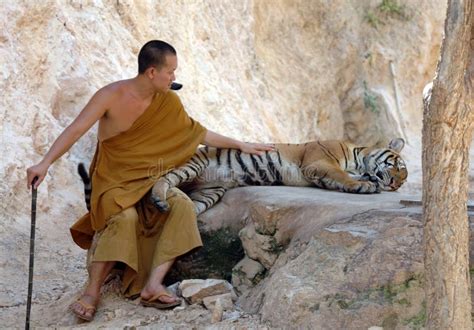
[
  {"left": 69, "top": 294, "right": 99, "bottom": 322},
  {"left": 141, "top": 284, "right": 177, "bottom": 304}
]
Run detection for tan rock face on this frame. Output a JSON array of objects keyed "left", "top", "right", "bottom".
[{"left": 2, "top": 0, "right": 445, "bottom": 223}]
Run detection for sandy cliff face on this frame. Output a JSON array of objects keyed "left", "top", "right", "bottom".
[{"left": 0, "top": 0, "right": 447, "bottom": 327}]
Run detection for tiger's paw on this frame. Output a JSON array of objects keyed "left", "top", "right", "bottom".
[
  {"left": 347, "top": 181, "right": 380, "bottom": 194},
  {"left": 151, "top": 196, "right": 170, "bottom": 213},
  {"left": 360, "top": 181, "right": 380, "bottom": 193}
]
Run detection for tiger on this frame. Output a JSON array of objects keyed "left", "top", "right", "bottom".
[
  {"left": 149, "top": 138, "right": 407, "bottom": 215},
  {"left": 78, "top": 138, "right": 407, "bottom": 215}
]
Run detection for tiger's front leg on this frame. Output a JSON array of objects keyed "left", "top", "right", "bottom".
[
  {"left": 151, "top": 177, "right": 171, "bottom": 212},
  {"left": 151, "top": 155, "right": 209, "bottom": 212},
  {"left": 302, "top": 162, "right": 380, "bottom": 193}
]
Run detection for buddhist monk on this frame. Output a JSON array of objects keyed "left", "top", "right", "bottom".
[{"left": 26, "top": 40, "right": 273, "bottom": 322}]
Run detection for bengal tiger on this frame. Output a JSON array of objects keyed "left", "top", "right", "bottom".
[
  {"left": 149, "top": 138, "right": 407, "bottom": 215},
  {"left": 78, "top": 138, "right": 407, "bottom": 215}
]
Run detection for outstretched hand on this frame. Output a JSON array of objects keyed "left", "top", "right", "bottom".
[{"left": 239, "top": 142, "right": 275, "bottom": 155}]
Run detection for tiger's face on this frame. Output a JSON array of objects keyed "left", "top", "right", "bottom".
[
  {"left": 363, "top": 138, "right": 407, "bottom": 191},
  {"left": 373, "top": 154, "right": 408, "bottom": 191}
]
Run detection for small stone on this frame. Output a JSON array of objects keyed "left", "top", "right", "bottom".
[
  {"left": 179, "top": 279, "right": 205, "bottom": 292},
  {"left": 211, "top": 298, "right": 224, "bottom": 323},
  {"left": 105, "top": 311, "right": 115, "bottom": 321},
  {"left": 181, "top": 279, "right": 233, "bottom": 304},
  {"left": 203, "top": 293, "right": 234, "bottom": 311}
]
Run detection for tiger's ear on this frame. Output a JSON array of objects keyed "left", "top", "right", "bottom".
[{"left": 388, "top": 138, "right": 405, "bottom": 153}]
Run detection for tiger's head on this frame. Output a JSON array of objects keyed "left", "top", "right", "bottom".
[{"left": 363, "top": 138, "right": 408, "bottom": 191}]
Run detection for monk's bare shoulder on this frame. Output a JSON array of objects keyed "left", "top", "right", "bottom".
[
  {"left": 94, "top": 80, "right": 133, "bottom": 114},
  {"left": 98, "top": 80, "right": 130, "bottom": 99}
]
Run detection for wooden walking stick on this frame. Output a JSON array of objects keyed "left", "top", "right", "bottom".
[{"left": 25, "top": 177, "right": 38, "bottom": 330}]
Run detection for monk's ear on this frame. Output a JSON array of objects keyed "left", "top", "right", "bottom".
[{"left": 144, "top": 66, "right": 156, "bottom": 79}]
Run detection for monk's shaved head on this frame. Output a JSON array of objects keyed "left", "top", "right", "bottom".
[{"left": 138, "top": 40, "right": 176, "bottom": 74}]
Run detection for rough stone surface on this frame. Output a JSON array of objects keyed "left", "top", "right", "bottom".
[{"left": 241, "top": 209, "right": 429, "bottom": 329}]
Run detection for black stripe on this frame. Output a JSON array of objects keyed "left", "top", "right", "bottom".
[
  {"left": 187, "top": 162, "right": 202, "bottom": 174},
  {"left": 276, "top": 150, "right": 283, "bottom": 166},
  {"left": 244, "top": 175, "right": 261, "bottom": 186},
  {"left": 197, "top": 149, "right": 210, "bottom": 165},
  {"left": 265, "top": 151, "right": 283, "bottom": 183},
  {"left": 235, "top": 150, "right": 252, "bottom": 176},
  {"left": 200, "top": 191, "right": 220, "bottom": 203},
  {"left": 384, "top": 155, "right": 395, "bottom": 164},
  {"left": 168, "top": 171, "right": 184, "bottom": 182},
  {"left": 352, "top": 148, "right": 359, "bottom": 169},
  {"left": 216, "top": 148, "right": 222, "bottom": 166},
  {"left": 186, "top": 165, "right": 200, "bottom": 178},
  {"left": 375, "top": 150, "right": 391, "bottom": 163},
  {"left": 256, "top": 154, "right": 271, "bottom": 184},
  {"left": 194, "top": 200, "right": 208, "bottom": 208},
  {"left": 353, "top": 147, "right": 366, "bottom": 170},
  {"left": 227, "top": 149, "right": 232, "bottom": 168},
  {"left": 181, "top": 169, "right": 190, "bottom": 182},
  {"left": 340, "top": 143, "right": 348, "bottom": 169},
  {"left": 194, "top": 153, "right": 207, "bottom": 167},
  {"left": 250, "top": 154, "right": 262, "bottom": 176}
]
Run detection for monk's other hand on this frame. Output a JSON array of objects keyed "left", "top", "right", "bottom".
[
  {"left": 239, "top": 142, "right": 275, "bottom": 155},
  {"left": 26, "top": 161, "right": 49, "bottom": 190}
]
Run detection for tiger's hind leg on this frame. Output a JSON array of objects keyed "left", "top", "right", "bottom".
[
  {"left": 303, "top": 161, "right": 380, "bottom": 193},
  {"left": 188, "top": 186, "right": 228, "bottom": 215}
]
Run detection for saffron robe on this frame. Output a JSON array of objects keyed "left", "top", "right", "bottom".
[{"left": 69, "top": 91, "right": 207, "bottom": 296}]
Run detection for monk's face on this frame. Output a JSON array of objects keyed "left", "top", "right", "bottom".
[{"left": 152, "top": 54, "right": 178, "bottom": 93}]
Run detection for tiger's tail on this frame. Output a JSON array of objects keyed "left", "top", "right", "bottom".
[{"left": 78, "top": 163, "right": 91, "bottom": 211}]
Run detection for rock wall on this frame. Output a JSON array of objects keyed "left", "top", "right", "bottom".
[
  {"left": 0, "top": 0, "right": 447, "bottom": 327},
  {"left": 1, "top": 0, "right": 446, "bottom": 221}
]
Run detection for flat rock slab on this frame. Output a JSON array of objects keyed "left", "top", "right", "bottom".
[{"left": 170, "top": 186, "right": 421, "bottom": 283}]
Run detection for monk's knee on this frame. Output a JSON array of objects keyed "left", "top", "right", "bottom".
[{"left": 113, "top": 207, "right": 139, "bottom": 227}]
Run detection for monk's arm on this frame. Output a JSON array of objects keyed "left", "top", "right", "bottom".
[
  {"left": 26, "top": 89, "right": 110, "bottom": 189},
  {"left": 202, "top": 130, "right": 274, "bottom": 155}
]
